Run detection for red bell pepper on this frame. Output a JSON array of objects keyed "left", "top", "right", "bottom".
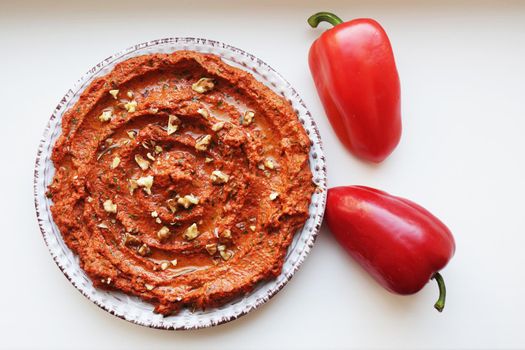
[
  {"left": 308, "top": 12, "right": 402, "bottom": 163},
  {"left": 325, "top": 186, "right": 455, "bottom": 312}
]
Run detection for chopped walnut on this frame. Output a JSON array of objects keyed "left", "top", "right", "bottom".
[
  {"left": 157, "top": 226, "right": 171, "bottom": 241},
  {"left": 183, "top": 223, "right": 200, "bottom": 241},
  {"left": 136, "top": 175, "right": 154, "bottom": 195},
  {"left": 167, "top": 114, "right": 179, "bottom": 135},
  {"left": 98, "top": 110, "right": 112, "bottom": 122},
  {"left": 242, "top": 110, "right": 255, "bottom": 125},
  {"left": 151, "top": 211, "right": 158, "bottom": 218},
  {"left": 197, "top": 108, "right": 209, "bottom": 118},
  {"left": 211, "top": 170, "right": 229, "bottom": 184},
  {"left": 269, "top": 192, "right": 279, "bottom": 201},
  {"left": 137, "top": 244, "right": 151, "bottom": 256},
  {"left": 205, "top": 244, "right": 217, "bottom": 255},
  {"left": 191, "top": 77, "right": 214, "bottom": 93},
  {"left": 211, "top": 122, "right": 225, "bottom": 132},
  {"left": 160, "top": 261, "right": 170, "bottom": 271},
  {"left": 220, "top": 229, "right": 232, "bottom": 239},
  {"left": 166, "top": 198, "right": 178, "bottom": 213},
  {"left": 264, "top": 158, "right": 275, "bottom": 170},
  {"left": 220, "top": 250, "right": 233, "bottom": 261},
  {"left": 134, "top": 154, "right": 150, "bottom": 170},
  {"left": 195, "top": 135, "right": 212, "bottom": 151},
  {"left": 109, "top": 89, "right": 119, "bottom": 99},
  {"left": 124, "top": 100, "right": 138, "bottom": 113},
  {"left": 249, "top": 225, "right": 256, "bottom": 232},
  {"left": 177, "top": 194, "right": 199, "bottom": 209},
  {"left": 123, "top": 233, "right": 140, "bottom": 246},
  {"left": 217, "top": 245, "right": 233, "bottom": 261},
  {"left": 103, "top": 199, "right": 117, "bottom": 213},
  {"left": 110, "top": 156, "right": 120, "bottom": 169}
]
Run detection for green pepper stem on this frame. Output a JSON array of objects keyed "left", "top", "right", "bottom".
[
  {"left": 432, "top": 272, "right": 447, "bottom": 312},
  {"left": 308, "top": 12, "right": 344, "bottom": 28}
]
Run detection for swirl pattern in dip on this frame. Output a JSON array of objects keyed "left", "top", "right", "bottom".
[{"left": 47, "top": 51, "right": 314, "bottom": 315}]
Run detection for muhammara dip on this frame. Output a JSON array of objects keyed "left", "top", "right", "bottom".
[{"left": 47, "top": 51, "right": 314, "bottom": 315}]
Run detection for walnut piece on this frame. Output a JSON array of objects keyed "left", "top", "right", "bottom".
[
  {"left": 195, "top": 135, "right": 212, "bottom": 151},
  {"left": 103, "top": 199, "right": 117, "bottom": 213},
  {"left": 264, "top": 158, "right": 275, "bottom": 170},
  {"left": 137, "top": 244, "right": 151, "bottom": 256},
  {"left": 183, "top": 223, "right": 200, "bottom": 241},
  {"left": 220, "top": 229, "right": 232, "bottom": 239},
  {"left": 197, "top": 108, "right": 209, "bottom": 118},
  {"left": 205, "top": 244, "right": 217, "bottom": 255},
  {"left": 192, "top": 77, "right": 214, "bottom": 93},
  {"left": 160, "top": 261, "right": 170, "bottom": 271},
  {"left": 157, "top": 226, "right": 171, "bottom": 241},
  {"left": 211, "top": 170, "right": 229, "bottom": 184},
  {"left": 177, "top": 194, "right": 199, "bottom": 209},
  {"left": 136, "top": 175, "right": 154, "bottom": 195},
  {"left": 217, "top": 245, "right": 233, "bottom": 261},
  {"left": 242, "top": 110, "right": 255, "bottom": 125},
  {"left": 98, "top": 110, "right": 112, "bottom": 122},
  {"left": 123, "top": 233, "right": 140, "bottom": 246},
  {"left": 124, "top": 100, "right": 137, "bottom": 113},
  {"left": 110, "top": 156, "right": 120, "bottom": 169},
  {"left": 167, "top": 115, "right": 179, "bottom": 135},
  {"left": 211, "top": 122, "right": 225, "bottom": 132},
  {"left": 134, "top": 154, "right": 150, "bottom": 171},
  {"left": 166, "top": 198, "right": 178, "bottom": 213},
  {"left": 109, "top": 90, "right": 119, "bottom": 99}
]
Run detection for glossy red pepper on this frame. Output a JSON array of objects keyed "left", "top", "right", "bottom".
[
  {"left": 325, "top": 186, "right": 455, "bottom": 311},
  {"left": 308, "top": 12, "right": 402, "bottom": 163}
]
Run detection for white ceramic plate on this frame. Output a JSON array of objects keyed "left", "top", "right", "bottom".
[{"left": 34, "top": 37, "right": 327, "bottom": 330}]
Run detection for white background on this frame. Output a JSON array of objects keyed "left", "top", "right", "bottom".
[{"left": 1, "top": 0, "right": 524, "bottom": 349}]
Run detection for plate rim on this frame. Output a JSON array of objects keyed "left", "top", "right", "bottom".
[{"left": 33, "top": 37, "right": 327, "bottom": 330}]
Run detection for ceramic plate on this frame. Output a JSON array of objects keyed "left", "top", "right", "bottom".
[{"left": 34, "top": 37, "right": 327, "bottom": 330}]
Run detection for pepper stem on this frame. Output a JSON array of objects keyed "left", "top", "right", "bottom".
[
  {"left": 432, "top": 272, "right": 447, "bottom": 312},
  {"left": 308, "top": 12, "right": 344, "bottom": 28}
]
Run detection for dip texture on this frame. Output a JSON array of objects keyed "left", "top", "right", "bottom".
[{"left": 48, "top": 51, "right": 314, "bottom": 315}]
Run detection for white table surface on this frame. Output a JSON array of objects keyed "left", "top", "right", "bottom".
[{"left": 2, "top": 0, "right": 525, "bottom": 349}]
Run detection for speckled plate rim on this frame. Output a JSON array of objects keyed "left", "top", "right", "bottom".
[{"left": 34, "top": 37, "right": 327, "bottom": 330}]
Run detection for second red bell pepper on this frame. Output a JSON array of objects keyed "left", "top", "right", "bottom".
[
  {"left": 308, "top": 12, "right": 402, "bottom": 163},
  {"left": 325, "top": 186, "right": 455, "bottom": 311}
]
